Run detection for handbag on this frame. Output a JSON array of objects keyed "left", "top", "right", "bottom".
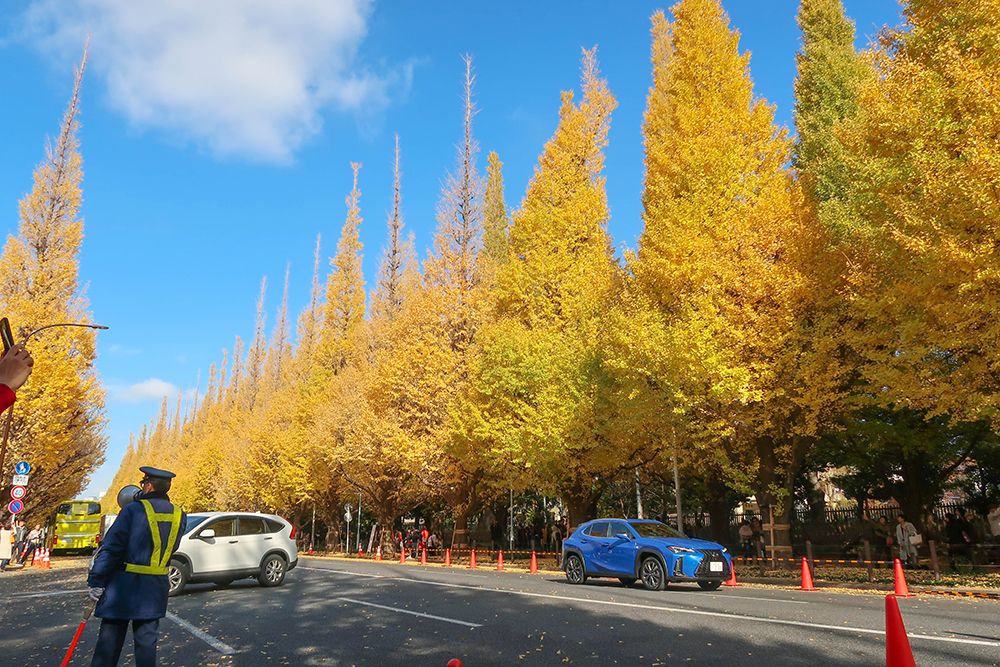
[{"left": 908, "top": 533, "right": 923, "bottom": 546}]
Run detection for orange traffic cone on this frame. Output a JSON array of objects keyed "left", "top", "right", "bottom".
[
  {"left": 420, "top": 546, "right": 427, "bottom": 565},
  {"left": 446, "top": 659, "right": 464, "bottom": 667},
  {"left": 400, "top": 549, "right": 406, "bottom": 564},
  {"left": 357, "top": 546, "right": 364, "bottom": 558},
  {"left": 444, "top": 548, "right": 452, "bottom": 567},
  {"left": 893, "top": 558, "right": 913, "bottom": 598},
  {"left": 43, "top": 548, "right": 51, "bottom": 569},
  {"left": 800, "top": 557, "right": 816, "bottom": 591},
  {"left": 723, "top": 564, "right": 740, "bottom": 587},
  {"left": 529, "top": 551, "right": 538, "bottom": 574},
  {"left": 469, "top": 548, "right": 477, "bottom": 569},
  {"left": 496, "top": 550, "right": 505, "bottom": 570},
  {"left": 375, "top": 546, "right": 382, "bottom": 561},
  {"left": 885, "top": 594, "right": 916, "bottom": 667}
]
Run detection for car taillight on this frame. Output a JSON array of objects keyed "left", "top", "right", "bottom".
[
  {"left": 289, "top": 525, "right": 297, "bottom": 539},
  {"left": 52, "top": 535, "right": 58, "bottom": 545}
]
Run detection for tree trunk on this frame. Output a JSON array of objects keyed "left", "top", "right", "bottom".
[
  {"left": 755, "top": 435, "right": 809, "bottom": 548},
  {"left": 706, "top": 491, "right": 733, "bottom": 546},
  {"left": 562, "top": 483, "right": 602, "bottom": 531}
]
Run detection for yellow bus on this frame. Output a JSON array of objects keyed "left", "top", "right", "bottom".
[{"left": 51, "top": 499, "right": 102, "bottom": 552}]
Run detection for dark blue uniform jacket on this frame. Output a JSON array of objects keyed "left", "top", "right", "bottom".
[{"left": 88, "top": 492, "right": 186, "bottom": 620}]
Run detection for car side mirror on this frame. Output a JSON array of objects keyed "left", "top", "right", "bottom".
[
  {"left": 199, "top": 529, "right": 216, "bottom": 540},
  {"left": 615, "top": 532, "right": 632, "bottom": 541}
]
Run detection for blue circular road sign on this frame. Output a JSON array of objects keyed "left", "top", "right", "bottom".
[
  {"left": 7, "top": 499, "right": 23, "bottom": 514},
  {"left": 13, "top": 461, "right": 30, "bottom": 475}
]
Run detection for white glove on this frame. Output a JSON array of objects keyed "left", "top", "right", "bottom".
[{"left": 88, "top": 587, "right": 105, "bottom": 602}]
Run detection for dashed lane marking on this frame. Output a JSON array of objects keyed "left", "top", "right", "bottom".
[
  {"left": 301, "top": 566, "right": 1000, "bottom": 648},
  {"left": 165, "top": 611, "right": 239, "bottom": 655},
  {"left": 336, "top": 597, "right": 482, "bottom": 628},
  {"left": 298, "top": 566, "right": 385, "bottom": 578}
]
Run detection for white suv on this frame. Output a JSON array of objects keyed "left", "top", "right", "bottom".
[{"left": 167, "top": 512, "right": 298, "bottom": 596}]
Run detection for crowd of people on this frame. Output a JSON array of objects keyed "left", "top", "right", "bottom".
[
  {"left": 733, "top": 506, "right": 999, "bottom": 569},
  {"left": 0, "top": 518, "right": 44, "bottom": 571}
]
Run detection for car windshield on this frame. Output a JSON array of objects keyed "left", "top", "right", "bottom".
[
  {"left": 184, "top": 515, "right": 209, "bottom": 534},
  {"left": 629, "top": 521, "right": 686, "bottom": 539}
]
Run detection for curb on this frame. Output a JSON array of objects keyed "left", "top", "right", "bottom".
[{"left": 736, "top": 576, "right": 1000, "bottom": 599}]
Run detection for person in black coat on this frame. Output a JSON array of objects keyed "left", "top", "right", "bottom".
[{"left": 88, "top": 467, "right": 186, "bottom": 667}]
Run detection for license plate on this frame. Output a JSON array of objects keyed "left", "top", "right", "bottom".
[{"left": 709, "top": 561, "right": 723, "bottom": 572}]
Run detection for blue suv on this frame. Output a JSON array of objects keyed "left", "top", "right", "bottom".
[{"left": 562, "top": 519, "right": 732, "bottom": 591}]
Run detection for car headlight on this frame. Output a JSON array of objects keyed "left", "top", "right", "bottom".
[{"left": 667, "top": 546, "right": 696, "bottom": 554}]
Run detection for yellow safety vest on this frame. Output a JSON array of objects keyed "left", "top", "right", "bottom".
[{"left": 124, "top": 500, "right": 182, "bottom": 576}]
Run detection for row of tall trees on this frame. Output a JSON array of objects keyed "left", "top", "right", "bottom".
[
  {"left": 104, "top": 0, "right": 1000, "bottom": 547},
  {"left": 1, "top": 46, "right": 106, "bottom": 522}
]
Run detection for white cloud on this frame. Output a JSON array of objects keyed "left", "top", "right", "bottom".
[
  {"left": 113, "top": 378, "right": 198, "bottom": 404},
  {"left": 19, "top": 0, "right": 390, "bottom": 162}
]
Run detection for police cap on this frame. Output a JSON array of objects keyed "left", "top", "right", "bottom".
[{"left": 139, "top": 466, "right": 176, "bottom": 481}]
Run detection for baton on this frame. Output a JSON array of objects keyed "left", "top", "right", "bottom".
[{"left": 60, "top": 600, "right": 96, "bottom": 667}]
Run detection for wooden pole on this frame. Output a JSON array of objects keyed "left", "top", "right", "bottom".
[
  {"left": 929, "top": 540, "right": 941, "bottom": 579},
  {"left": 768, "top": 506, "right": 776, "bottom": 569},
  {"left": 805, "top": 539, "right": 814, "bottom": 574}
]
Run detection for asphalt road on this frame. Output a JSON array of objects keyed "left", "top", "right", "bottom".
[{"left": 2, "top": 556, "right": 998, "bottom": 666}]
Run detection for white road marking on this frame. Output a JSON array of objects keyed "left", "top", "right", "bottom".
[
  {"left": 165, "top": 611, "right": 238, "bottom": 655},
  {"left": 336, "top": 597, "right": 481, "bottom": 628},
  {"left": 14, "top": 589, "right": 89, "bottom": 599},
  {"left": 301, "top": 565, "right": 999, "bottom": 648},
  {"left": 298, "top": 566, "right": 384, "bottom": 578},
  {"left": 660, "top": 590, "right": 808, "bottom": 605}
]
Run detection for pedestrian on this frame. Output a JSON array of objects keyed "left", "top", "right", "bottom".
[
  {"left": 988, "top": 506, "right": 1000, "bottom": 538},
  {"left": 738, "top": 521, "right": 754, "bottom": 558},
  {"left": 945, "top": 512, "right": 970, "bottom": 564},
  {"left": 873, "top": 516, "right": 892, "bottom": 561},
  {"left": 407, "top": 527, "right": 420, "bottom": 559},
  {"left": 922, "top": 513, "right": 942, "bottom": 545},
  {"left": 0, "top": 343, "right": 35, "bottom": 411},
  {"left": 895, "top": 514, "right": 919, "bottom": 568},
  {"left": 18, "top": 524, "right": 41, "bottom": 564},
  {"left": 11, "top": 519, "right": 25, "bottom": 564},
  {"left": 88, "top": 466, "right": 186, "bottom": 667},
  {"left": 0, "top": 520, "right": 12, "bottom": 571},
  {"left": 749, "top": 518, "right": 764, "bottom": 559}
]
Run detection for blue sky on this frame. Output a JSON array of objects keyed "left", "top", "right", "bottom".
[{"left": 0, "top": 0, "right": 903, "bottom": 498}]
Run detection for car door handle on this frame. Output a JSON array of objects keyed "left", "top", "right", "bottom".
[
  {"left": 228, "top": 539, "right": 238, "bottom": 543},
  {"left": 264, "top": 537, "right": 273, "bottom": 540}
]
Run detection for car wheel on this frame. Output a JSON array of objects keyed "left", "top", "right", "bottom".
[
  {"left": 564, "top": 554, "right": 586, "bottom": 585},
  {"left": 618, "top": 577, "right": 637, "bottom": 587},
  {"left": 698, "top": 580, "right": 722, "bottom": 591},
  {"left": 258, "top": 554, "right": 287, "bottom": 587},
  {"left": 640, "top": 556, "right": 666, "bottom": 591},
  {"left": 167, "top": 560, "right": 189, "bottom": 597}
]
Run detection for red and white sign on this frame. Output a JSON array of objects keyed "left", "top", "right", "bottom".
[
  {"left": 9, "top": 485, "right": 26, "bottom": 500},
  {"left": 7, "top": 499, "right": 23, "bottom": 514}
]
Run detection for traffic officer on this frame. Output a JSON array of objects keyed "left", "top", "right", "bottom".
[{"left": 88, "top": 466, "right": 186, "bottom": 667}]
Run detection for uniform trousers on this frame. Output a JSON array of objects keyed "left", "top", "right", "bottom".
[{"left": 90, "top": 618, "right": 159, "bottom": 667}]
